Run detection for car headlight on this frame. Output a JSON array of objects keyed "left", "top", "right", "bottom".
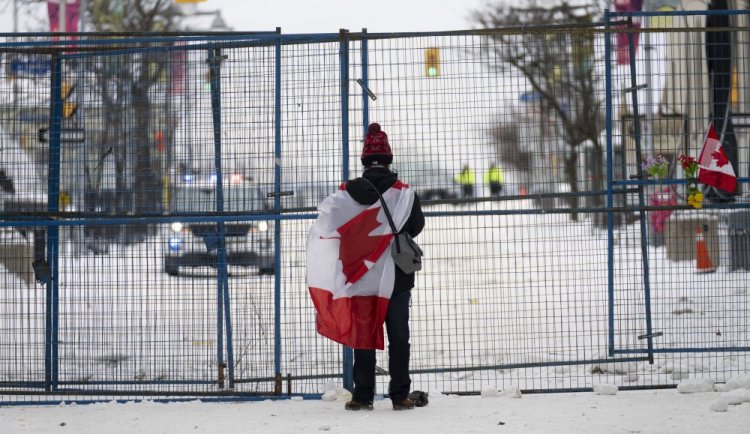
[
  {"left": 257, "top": 221, "right": 268, "bottom": 232},
  {"left": 170, "top": 222, "right": 184, "bottom": 233},
  {"left": 168, "top": 237, "right": 182, "bottom": 252}
]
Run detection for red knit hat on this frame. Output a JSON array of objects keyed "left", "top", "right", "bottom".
[{"left": 361, "top": 123, "right": 393, "bottom": 166}]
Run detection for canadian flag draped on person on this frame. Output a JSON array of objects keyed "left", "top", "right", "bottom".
[
  {"left": 307, "top": 123, "right": 425, "bottom": 411},
  {"left": 698, "top": 122, "right": 737, "bottom": 193},
  {"left": 306, "top": 123, "right": 424, "bottom": 351},
  {"left": 307, "top": 178, "right": 414, "bottom": 349}
]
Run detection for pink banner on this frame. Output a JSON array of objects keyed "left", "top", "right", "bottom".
[
  {"left": 47, "top": 0, "right": 80, "bottom": 34},
  {"left": 614, "top": 0, "right": 643, "bottom": 65}
]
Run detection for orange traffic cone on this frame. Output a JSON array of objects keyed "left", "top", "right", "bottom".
[{"left": 695, "top": 226, "right": 716, "bottom": 274}]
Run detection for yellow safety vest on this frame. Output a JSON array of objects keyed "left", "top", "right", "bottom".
[
  {"left": 485, "top": 167, "right": 505, "bottom": 184},
  {"left": 456, "top": 170, "right": 475, "bottom": 186}
]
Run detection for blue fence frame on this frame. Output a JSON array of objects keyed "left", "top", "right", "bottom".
[
  {"left": 2, "top": 11, "right": 750, "bottom": 403},
  {"left": 605, "top": 8, "right": 750, "bottom": 356}
]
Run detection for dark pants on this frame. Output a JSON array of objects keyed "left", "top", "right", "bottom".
[
  {"left": 462, "top": 185, "right": 474, "bottom": 198},
  {"left": 489, "top": 183, "right": 503, "bottom": 197},
  {"left": 352, "top": 290, "right": 411, "bottom": 403}
]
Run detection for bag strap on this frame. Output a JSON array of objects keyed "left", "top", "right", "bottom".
[{"left": 360, "top": 176, "right": 399, "bottom": 236}]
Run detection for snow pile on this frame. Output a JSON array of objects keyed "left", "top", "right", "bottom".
[
  {"left": 677, "top": 378, "right": 715, "bottom": 394},
  {"left": 709, "top": 375, "right": 750, "bottom": 412},
  {"left": 480, "top": 386, "right": 522, "bottom": 398},
  {"left": 590, "top": 360, "right": 641, "bottom": 376},
  {"left": 716, "top": 375, "right": 750, "bottom": 392},
  {"left": 709, "top": 389, "right": 750, "bottom": 413},
  {"left": 592, "top": 384, "right": 618, "bottom": 395},
  {"left": 320, "top": 382, "right": 352, "bottom": 402},
  {"left": 657, "top": 363, "right": 693, "bottom": 381}
]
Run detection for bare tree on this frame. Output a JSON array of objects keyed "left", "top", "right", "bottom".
[
  {"left": 472, "top": 2, "right": 605, "bottom": 217},
  {"left": 83, "top": 0, "right": 180, "bottom": 214},
  {"left": 490, "top": 123, "right": 531, "bottom": 172}
]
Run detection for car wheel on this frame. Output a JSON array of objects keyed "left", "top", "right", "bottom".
[
  {"left": 164, "top": 257, "right": 180, "bottom": 276},
  {"left": 258, "top": 266, "right": 275, "bottom": 275}
]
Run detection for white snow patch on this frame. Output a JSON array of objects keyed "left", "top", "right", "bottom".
[
  {"left": 624, "top": 373, "right": 639, "bottom": 383},
  {"left": 717, "top": 389, "right": 750, "bottom": 406},
  {"left": 710, "top": 387, "right": 750, "bottom": 412},
  {"left": 320, "top": 381, "right": 352, "bottom": 402},
  {"left": 671, "top": 371, "right": 691, "bottom": 381},
  {"left": 719, "top": 375, "right": 750, "bottom": 392},
  {"left": 593, "top": 384, "right": 618, "bottom": 395},
  {"left": 480, "top": 386, "right": 500, "bottom": 397},
  {"left": 4, "top": 389, "right": 750, "bottom": 433},
  {"left": 499, "top": 388, "right": 522, "bottom": 398},
  {"left": 677, "top": 378, "right": 715, "bottom": 394},
  {"left": 481, "top": 386, "right": 522, "bottom": 398},
  {"left": 590, "top": 361, "right": 641, "bottom": 375},
  {"left": 709, "top": 400, "right": 729, "bottom": 412}
]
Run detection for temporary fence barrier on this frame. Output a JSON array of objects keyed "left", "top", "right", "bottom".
[{"left": 0, "top": 9, "right": 748, "bottom": 405}]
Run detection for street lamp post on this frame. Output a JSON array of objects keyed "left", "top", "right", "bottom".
[{"left": 59, "top": 0, "right": 66, "bottom": 33}]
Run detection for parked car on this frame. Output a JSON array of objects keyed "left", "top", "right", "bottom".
[{"left": 164, "top": 174, "right": 275, "bottom": 276}]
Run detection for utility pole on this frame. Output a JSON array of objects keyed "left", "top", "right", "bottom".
[
  {"left": 59, "top": 0, "right": 67, "bottom": 33},
  {"left": 79, "top": 0, "right": 87, "bottom": 32}
]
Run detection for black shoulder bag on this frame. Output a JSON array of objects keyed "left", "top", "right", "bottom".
[{"left": 361, "top": 177, "right": 423, "bottom": 274}]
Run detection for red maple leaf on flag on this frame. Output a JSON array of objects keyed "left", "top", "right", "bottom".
[
  {"left": 711, "top": 149, "right": 729, "bottom": 167},
  {"left": 335, "top": 207, "right": 393, "bottom": 284}
]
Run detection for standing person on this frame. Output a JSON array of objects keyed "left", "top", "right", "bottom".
[
  {"left": 485, "top": 162, "right": 505, "bottom": 197},
  {"left": 455, "top": 164, "right": 476, "bottom": 198},
  {"left": 307, "top": 123, "right": 425, "bottom": 411}
]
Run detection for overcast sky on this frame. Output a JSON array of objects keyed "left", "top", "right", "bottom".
[{"left": 0, "top": 0, "right": 493, "bottom": 34}]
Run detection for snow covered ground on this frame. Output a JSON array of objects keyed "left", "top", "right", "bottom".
[
  {"left": 2, "top": 385, "right": 750, "bottom": 434},
  {"left": 0, "top": 200, "right": 748, "bottom": 396},
  {"left": 1, "top": 143, "right": 749, "bottom": 431}
]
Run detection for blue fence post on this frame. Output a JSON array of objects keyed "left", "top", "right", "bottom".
[
  {"left": 604, "top": 9, "right": 616, "bottom": 358},
  {"left": 339, "top": 28, "right": 354, "bottom": 392},
  {"left": 625, "top": 15, "right": 656, "bottom": 364},
  {"left": 46, "top": 52, "right": 62, "bottom": 391},
  {"left": 273, "top": 27, "right": 284, "bottom": 393},
  {"left": 208, "top": 46, "right": 234, "bottom": 388},
  {"left": 361, "top": 29, "right": 370, "bottom": 129}
]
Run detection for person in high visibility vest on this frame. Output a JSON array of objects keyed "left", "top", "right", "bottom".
[
  {"left": 455, "top": 165, "right": 476, "bottom": 198},
  {"left": 485, "top": 163, "right": 505, "bottom": 197}
]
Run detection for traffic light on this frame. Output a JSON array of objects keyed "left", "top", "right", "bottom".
[
  {"left": 204, "top": 71, "right": 211, "bottom": 91},
  {"left": 425, "top": 47, "right": 440, "bottom": 78},
  {"left": 61, "top": 81, "right": 77, "bottom": 117}
]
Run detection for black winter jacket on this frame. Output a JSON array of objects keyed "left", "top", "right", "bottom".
[{"left": 345, "top": 167, "right": 425, "bottom": 294}]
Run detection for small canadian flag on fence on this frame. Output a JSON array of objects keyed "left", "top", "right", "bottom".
[{"left": 698, "top": 122, "right": 737, "bottom": 193}]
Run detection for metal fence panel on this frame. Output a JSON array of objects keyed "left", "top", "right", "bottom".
[{"left": 0, "top": 10, "right": 749, "bottom": 404}]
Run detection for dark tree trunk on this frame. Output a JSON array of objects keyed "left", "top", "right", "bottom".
[
  {"left": 131, "top": 82, "right": 160, "bottom": 213},
  {"left": 564, "top": 151, "right": 579, "bottom": 222}
]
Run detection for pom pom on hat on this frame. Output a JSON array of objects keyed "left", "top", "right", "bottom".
[
  {"left": 368, "top": 123, "right": 382, "bottom": 135},
  {"left": 361, "top": 122, "right": 393, "bottom": 166}
]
